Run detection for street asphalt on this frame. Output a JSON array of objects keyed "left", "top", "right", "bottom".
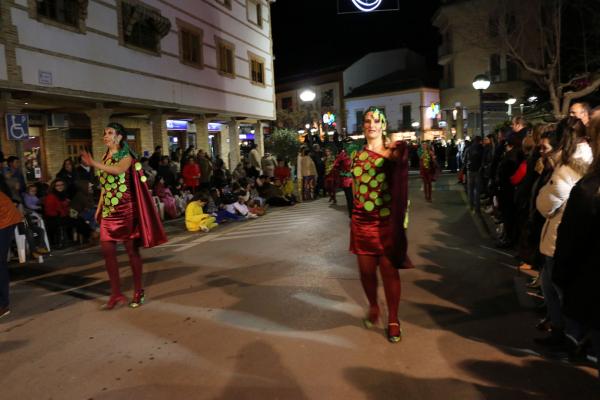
[{"left": 1, "top": 174, "right": 599, "bottom": 399}]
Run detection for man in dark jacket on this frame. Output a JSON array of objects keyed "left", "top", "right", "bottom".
[
  {"left": 464, "top": 136, "right": 484, "bottom": 213},
  {"left": 149, "top": 146, "right": 162, "bottom": 171},
  {"left": 156, "top": 156, "right": 176, "bottom": 189}
]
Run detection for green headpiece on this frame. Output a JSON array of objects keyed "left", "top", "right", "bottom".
[{"left": 365, "top": 106, "right": 387, "bottom": 133}]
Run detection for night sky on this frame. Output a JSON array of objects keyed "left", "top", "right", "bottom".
[{"left": 271, "top": 0, "right": 442, "bottom": 80}]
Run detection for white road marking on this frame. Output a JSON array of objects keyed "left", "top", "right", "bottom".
[{"left": 210, "top": 230, "right": 291, "bottom": 242}]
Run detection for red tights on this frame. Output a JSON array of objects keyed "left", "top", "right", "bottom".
[
  {"left": 100, "top": 240, "right": 143, "bottom": 296},
  {"left": 357, "top": 255, "right": 401, "bottom": 324},
  {"left": 422, "top": 179, "right": 432, "bottom": 201}
]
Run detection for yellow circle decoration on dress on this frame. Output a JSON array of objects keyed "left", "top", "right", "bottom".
[{"left": 364, "top": 201, "right": 375, "bottom": 212}]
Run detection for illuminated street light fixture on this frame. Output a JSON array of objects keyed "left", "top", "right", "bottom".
[
  {"left": 472, "top": 74, "right": 491, "bottom": 137},
  {"left": 505, "top": 97, "right": 517, "bottom": 117},
  {"left": 305, "top": 123, "right": 311, "bottom": 129},
  {"left": 528, "top": 96, "right": 538, "bottom": 103},
  {"left": 411, "top": 121, "right": 420, "bottom": 128},
  {"left": 299, "top": 89, "right": 316, "bottom": 102}
]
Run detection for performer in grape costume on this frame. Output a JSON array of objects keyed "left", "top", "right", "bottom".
[
  {"left": 81, "top": 123, "right": 167, "bottom": 309},
  {"left": 350, "top": 107, "right": 412, "bottom": 343}
]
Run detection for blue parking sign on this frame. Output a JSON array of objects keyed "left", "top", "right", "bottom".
[{"left": 5, "top": 113, "right": 29, "bottom": 141}]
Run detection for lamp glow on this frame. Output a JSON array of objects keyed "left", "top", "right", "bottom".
[
  {"left": 505, "top": 97, "right": 517, "bottom": 105},
  {"left": 299, "top": 89, "right": 316, "bottom": 102},
  {"left": 472, "top": 75, "right": 491, "bottom": 90}
]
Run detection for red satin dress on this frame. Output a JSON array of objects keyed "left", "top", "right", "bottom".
[
  {"left": 350, "top": 148, "right": 394, "bottom": 255},
  {"left": 98, "top": 155, "right": 139, "bottom": 242},
  {"left": 349, "top": 145, "right": 413, "bottom": 268}
]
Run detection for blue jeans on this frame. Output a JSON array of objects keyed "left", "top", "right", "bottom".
[
  {"left": 0, "top": 225, "right": 16, "bottom": 308},
  {"left": 541, "top": 256, "right": 563, "bottom": 330},
  {"left": 467, "top": 170, "right": 481, "bottom": 211}
]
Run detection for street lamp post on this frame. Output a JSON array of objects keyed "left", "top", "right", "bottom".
[
  {"left": 505, "top": 97, "right": 517, "bottom": 118},
  {"left": 472, "top": 74, "right": 491, "bottom": 138}
]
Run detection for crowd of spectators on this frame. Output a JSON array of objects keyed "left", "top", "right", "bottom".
[
  {"left": 452, "top": 102, "right": 600, "bottom": 375},
  {"left": 0, "top": 141, "right": 305, "bottom": 261}
]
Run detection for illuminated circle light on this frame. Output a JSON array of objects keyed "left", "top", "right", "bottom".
[{"left": 351, "top": 0, "right": 383, "bottom": 12}]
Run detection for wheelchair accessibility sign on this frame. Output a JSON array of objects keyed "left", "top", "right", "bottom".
[{"left": 5, "top": 113, "right": 29, "bottom": 141}]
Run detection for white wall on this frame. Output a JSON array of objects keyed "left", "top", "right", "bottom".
[
  {"left": 7, "top": 0, "right": 275, "bottom": 119},
  {"left": 343, "top": 49, "right": 424, "bottom": 95}
]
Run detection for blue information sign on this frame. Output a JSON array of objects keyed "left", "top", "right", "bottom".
[{"left": 5, "top": 113, "right": 29, "bottom": 141}]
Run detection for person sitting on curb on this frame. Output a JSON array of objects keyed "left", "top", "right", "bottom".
[
  {"left": 224, "top": 191, "right": 258, "bottom": 219},
  {"left": 185, "top": 192, "right": 218, "bottom": 233}
]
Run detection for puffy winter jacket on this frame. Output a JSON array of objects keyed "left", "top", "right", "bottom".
[{"left": 536, "top": 143, "right": 593, "bottom": 257}]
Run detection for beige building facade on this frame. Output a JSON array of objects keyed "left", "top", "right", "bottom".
[
  {"left": 0, "top": 0, "right": 275, "bottom": 180},
  {"left": 433, "top": 0, "right": 529, "bottom": 138}
]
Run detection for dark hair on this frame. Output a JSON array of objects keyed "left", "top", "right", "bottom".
[
  {"left": 7, "top": 156, "right": 18, "bottom": 164},
  {"left": 154, "top": 145, "right": 162, "bottom": 151},
  {"left": 0, "top": 174, "right": 12, "bottom": 197},
  {"left": 192, "top": 191, "right": 210, "bottom": 203},
  {"left": 541, "top": 129, "right": 561, "bottom": 150},
  {"left": 364, "top": 106, "right": 388, "bottom": 133},
  {"left": 140, "top": 157, "right": 149, "bottom": 163},
  {"left": 106, "top": 122, "right": 128, "bottom": 149},
  {"left": 587, "top": 115, "right": 600, "bottom": 177},
  {"left": 557, "top": 117, "right": 587, "bottom": 166}
]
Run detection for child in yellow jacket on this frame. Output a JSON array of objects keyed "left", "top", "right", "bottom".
[{"left": 185, "top": 192, "right": 218, "bottom": 233}]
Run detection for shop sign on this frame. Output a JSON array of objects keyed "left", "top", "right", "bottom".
[
  {"left": 208, "top": 123, "right": 222, "bottom": 132},
  {"left": 38, "top": 70, "right": 53, "bottom": 86},
  {"left": 338, "top": 0, "right": 399, "bottom": 14},
  {"left": 166, "top": 119, "right": 188, "bottom": 130},
  {"left": 5, "top": 113, "right": 29, "bottom": 141},
  {"left": 426, "top": 103, "right": 441, "bottom": 119},
  {"left": 322, "top": 112, "right": 336, "bottom": 125}
]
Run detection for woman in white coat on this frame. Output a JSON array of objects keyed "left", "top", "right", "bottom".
[{"left": 535, "top": 117, "right": 592, "bottom": 346}]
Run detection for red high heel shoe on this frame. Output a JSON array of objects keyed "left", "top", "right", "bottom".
[
  {"left": 103, "top": 294, "right": 128, "bottom": 310},
  {"left": 129, "top": 290, "right": 145, "bottom": 308}
]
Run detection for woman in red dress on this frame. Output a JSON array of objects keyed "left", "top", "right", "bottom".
[
  {"left": 350, "top": 107, "right": 412, "bottom": 343},
  {"left": 81, "top": 123, "right": 166, "bottom": 309},
  {"left": 181, "top": 156, "right": 201, "bottom": 192},
  {"left": 419, "top": 142, "right": 436, "bottom": 202},
  {"left": 333, "top": 147, "right": 353, "bottom": 216}
]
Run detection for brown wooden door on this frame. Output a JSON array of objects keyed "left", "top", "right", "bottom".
[{"left": 66, "top": 140, "right": 92, "bottom": 162}]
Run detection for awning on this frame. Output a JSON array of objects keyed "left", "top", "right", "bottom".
[{"left": 123, "top": 2, "right": 171, "bottom": 38}]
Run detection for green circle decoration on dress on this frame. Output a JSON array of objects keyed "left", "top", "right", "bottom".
[
  {"left": 375, "top": 198, "right": 383, "bottom": 206},
  {"left": 119, "top": 177, "right": 125, "bottom": 184},
  {"left": 111, "top": 183, "right": 117, "bottom": 189},
  {"left": 119, "top": 184, "right": 127, "bottom": 193},
  {"left": 106, "top": 192, "right": 112, "bottom": 198},
  {"left": 104, "top": 198, "right": 111, "bottom": 206},
  {"left": 99, "top": 177, "right": 106, "bottom": 185},
  {"left": 364, "top": 201, "right": 375, "bottom": 212},
  {"left": 351, "top": 151, "right": 357, "bottom": 159},
  {"left": 359, "top": 152, "right": 369, "bottom": 161},
  {"left": 380, "top": 208, "right": 391, "bottom": 217},
  {"left": 135, "top": 162, "right": 142, "bottom": 171},
  {"left": 104, "top": 184, "right": 112, "bottom": 191},
  {"left": 369, "top": 192, "right": 378, "bottom": 200},
  {"left": 368, "top": 168, "right": 376, "bottom": 177},
  {"left": 361, "top": 174, "right": 371, "bottom": 183},
  {"left": 116, "top": 192, "right": 123, "bottom": 199},
  {"left": 353, "top": 166, "right": 363, "bottom": 177},
  {"left": 376, "top": 173, "right": 386, "bottom": 183},
  {"left": 107, "top": 175, "right": 115, "bottom": 183},
  {"left": 359, "top": 185, "right": 368, "bottom": 194},
  {"left": 141, "top": 176, "right": 147, "bottom": 183},
  {"left": 369, "top": 180, "right": 378, "bottom": 188},
  {"left": 374, "top": 158, "right": 385, "bottom": 168},
  {"left": 364, "top": 162, "right": 372, "bottom": 170},
  {"left": 359, "top": 196, "right": 366, "bottom": 203},
  {"left": 110, "top": 197, "right": 119, "bottom": 206}
]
